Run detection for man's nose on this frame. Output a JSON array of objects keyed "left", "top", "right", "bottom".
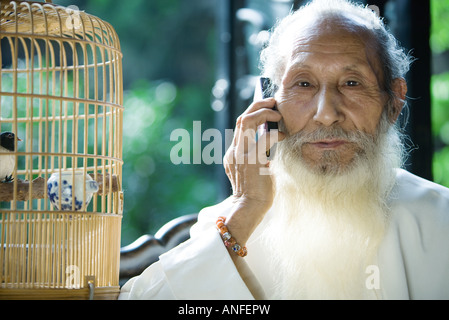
[{"left": 313, "top": 87, "right": 345, "bottom": 127}]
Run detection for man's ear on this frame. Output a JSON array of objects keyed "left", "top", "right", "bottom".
[{"left": 388, "top": 77, "right": 408, "bottom": 123}]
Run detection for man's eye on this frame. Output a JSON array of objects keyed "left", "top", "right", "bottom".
[
  {"left": 298, "top": 82, "right": 311, "bottom": 87},
  {"left": 346, "top": 80, "right": 359, "bottom": 87}
]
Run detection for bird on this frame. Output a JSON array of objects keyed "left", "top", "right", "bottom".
[{"left": 0, "top": 131, "right": 22, "bottom": 183}]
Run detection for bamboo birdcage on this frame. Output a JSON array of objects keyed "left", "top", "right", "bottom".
[{"left": 0, "top": 0, "right": 124, "bottom": 299}]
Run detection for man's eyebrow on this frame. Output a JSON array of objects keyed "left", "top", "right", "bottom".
[
  {"left": 283, "top": 60, "right": 377, "bottom": 84},
  {"left": 286, "top": 61, "right": 312, "bottom": 73},
  {"left": 289, "top": 59, "right": 310, "bottom": 68},
  {"left": 343, "top": 64, "right": 366, "bottom": 72},
  {"left": 342, "top": 64, "right": 379, "bottom": 80}
]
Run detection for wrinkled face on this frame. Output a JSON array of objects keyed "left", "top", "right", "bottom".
[{"left": 275, "top": 17, "right": 389, "bottom": 172}]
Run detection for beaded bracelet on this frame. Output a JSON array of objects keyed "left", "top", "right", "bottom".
[{"left": 216, "top": 216, "right": 247, "bottom": 257}]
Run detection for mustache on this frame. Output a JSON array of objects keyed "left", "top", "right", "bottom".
[{"left": 283, "top": 125, "right": 377, "bottom": 147}]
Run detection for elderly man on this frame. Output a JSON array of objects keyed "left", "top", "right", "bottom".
[{"left": 120, "top": 0, "right": 449, "bottom": 299}]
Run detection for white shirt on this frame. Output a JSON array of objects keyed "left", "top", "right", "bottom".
[{"left": 119, "top": 169, "right": 449, "bottom": 300}]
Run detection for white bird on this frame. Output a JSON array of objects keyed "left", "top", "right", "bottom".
[{"left": 0, "top": 131, "right": 22, "bottom": 182}]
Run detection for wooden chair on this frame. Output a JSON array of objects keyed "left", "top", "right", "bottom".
[{"left": 119, "top": 214, "right": 198, "bottom": 285}]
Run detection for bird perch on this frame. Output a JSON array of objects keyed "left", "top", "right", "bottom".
[{"left": 0, "top": 174, "right": 120, "bottom": 202}]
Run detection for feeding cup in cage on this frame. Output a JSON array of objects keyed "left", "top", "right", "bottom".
[{"left": 47, "top": 171, "right": 99, "bottom": 211}]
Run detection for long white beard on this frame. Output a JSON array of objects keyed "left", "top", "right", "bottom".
[{"left": 263, "top": 120, "right": 403, "bottom": 299}]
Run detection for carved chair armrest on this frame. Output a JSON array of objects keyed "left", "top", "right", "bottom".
[{"left": 119, "top": 213, "right": 198, "bottom": 285}]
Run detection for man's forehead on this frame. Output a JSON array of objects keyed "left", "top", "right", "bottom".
[
  {"left": 283, "top": 17, "right": 380, "bottom": 69},
  {"left": 285, "top": 13, "right": 374, "bottom": 53},
  {"left": 287, "top": 33, "right": 372, "bottom": 68},
  {"left": 291, "top": 39, "right": 367, "bottom": 56}
]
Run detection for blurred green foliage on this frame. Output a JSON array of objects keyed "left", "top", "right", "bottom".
[
  {"left": 431, "top": 0, "right": 449, "bottom": 54},
  {"left": 120, "top": 79, "right": 220, "bottom": 245},
  {"left": 431, "top": 0, "right": 449, "bottom": 188}
]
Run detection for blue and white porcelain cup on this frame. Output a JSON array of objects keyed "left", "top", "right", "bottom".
[{"left": 47, "top": 170, "right": 99, "bottom": 211}]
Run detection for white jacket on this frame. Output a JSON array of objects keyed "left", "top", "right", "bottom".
[{"left": 119, "top": 169, "right": 449, "bottom": 300}]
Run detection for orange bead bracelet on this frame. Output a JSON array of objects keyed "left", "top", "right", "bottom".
[{"left": 216, "top": 216, "right": 247, "bottom": 257}]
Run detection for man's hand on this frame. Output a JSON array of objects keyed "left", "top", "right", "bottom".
[{"left": 223, "top": 97, "right": 285, "bottom": 245}]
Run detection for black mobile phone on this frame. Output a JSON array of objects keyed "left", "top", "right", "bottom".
[
  {"left": 258, "top": 77, "right": 278, "bottom": 158},
  {"left": 260, "top": 77, "right": 278, "bottom": 132}
]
